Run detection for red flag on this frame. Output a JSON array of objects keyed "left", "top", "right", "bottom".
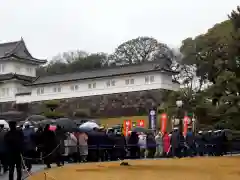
[
  {"left": 123, "top": 120, "right": 132, "bottom": 136},
  {"left": 183, "top": 116, "right": 189, "bottom": 136},
  {"left": 137, "top": 120, "right": 145, "bottom": 127},
  {"left": 161, "top": 113, "right": 167, "bottom": 133}
]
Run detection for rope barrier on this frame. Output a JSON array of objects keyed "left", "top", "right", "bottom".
[
  {"left": 22, "top": 143, "right": 61, "bottom": 161},
  {"left": 44, "top": 172, "right": 57, "bottom": 180},
  {"left": 21, "top": 154, "right": 32, "bottom": 180},
  {"left": 19, "top": 142, "right": 240, "bottom": 162},
  {"left": 0, "top": 141, "right": 238, "bottom": 180}
]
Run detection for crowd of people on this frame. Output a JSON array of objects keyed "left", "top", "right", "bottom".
[{"left": 0, "top": 120, "right": 230, "bottom": 180}]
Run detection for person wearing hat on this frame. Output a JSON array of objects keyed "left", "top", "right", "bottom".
[{"left": 4, "top": 121, "right": 24, "bottom": 180}]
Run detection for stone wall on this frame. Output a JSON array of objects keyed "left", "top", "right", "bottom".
[
  {"left": 0, "top": 101, "right": 16, "bottom": 113},
  {"left": 1, "top": 89, "right": 169, "bottom": 118}
]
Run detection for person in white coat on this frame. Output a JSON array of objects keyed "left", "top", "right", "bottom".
[
  {"left": 138, "top": 133, "right": 146, "bottom": 158},
  {"left": 155, "top": 131, "right": 163, "bottom": 157},
  {"left": 64, "top": 132, "right": 77, "bottom": 162}
]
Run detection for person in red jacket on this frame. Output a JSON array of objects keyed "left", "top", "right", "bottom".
[{"left": 163, "top": 132, "right": 170, "bottom": 157}]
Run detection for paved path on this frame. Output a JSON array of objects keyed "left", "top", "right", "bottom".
[{"left": 0, "top": 165, "right": 45, "bottom": 180}]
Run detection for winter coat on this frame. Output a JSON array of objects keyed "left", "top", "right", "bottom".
[{"left": 163, "top": 134, "right": 170, "bottom": 153}]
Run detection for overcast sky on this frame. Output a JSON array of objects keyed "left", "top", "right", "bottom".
[{"left": 0, "top": 0, "right": 239, "bottom": 60}]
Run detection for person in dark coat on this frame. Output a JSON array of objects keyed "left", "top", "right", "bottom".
[
  {"left": 195, "top": 131, "right": 204, "bottom": 156},
  {"left": 170, "top": 128, "right": 180, "bottom": 157},
  {"left": 4, "top": 121, "right": 24, "bottom": 180},
  {"left": 97, "top": 129, "right": 108, "bottom": 162},
  {"left": 106, "top": 128, "right": 115, "bottom": 161},
  {"left": 35, "top": 127, "right": 43, "bottom": 162},
  {"left": 55, "top": 125, "right": 66, "bottom": 166},
  {"left": 205, "top": 130, "right": 214, "bottom": 156},
  {"left": 128, "top": 132, "right": 140, "bottom": 159},
  {"left": 41, "top": 124, "right": 59, "bottom": 168},
  {"left": 220, "top": 130, "right": 228, "bottom": 155},
  {"left": 112, "top": 132, "right": 126, "bottom": 160},
  {"left": 185, "top": 128, "right": 196, "bottom": 157},
  {"left": 0, "top": 125, "right": 8, "bottom": 174},
  {"left": 87, "top": 130, "right": 99, "bottom": 162},
  {"left": 146, "top": 132, "right": 156, "bottom": 158},
  {"left": 22, "top": 123, "right": 36, "bottom": 171}
]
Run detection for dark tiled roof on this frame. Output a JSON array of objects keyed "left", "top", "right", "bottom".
[
  {"left": 0, "top": 41, "right": 19, "bottom": 57},
  {"left": 0, "top": 39, "right": 47, "bottom": 64},
  {"left": 0, "top": 73, "right": 35, "bottom": 82},
  {"left": 31, "top": 62, "right": 178, "bottom": 85}
]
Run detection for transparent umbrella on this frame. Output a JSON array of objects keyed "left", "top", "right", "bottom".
[{"left": 79, "top": 121, "right": 99, "bottom": 131}]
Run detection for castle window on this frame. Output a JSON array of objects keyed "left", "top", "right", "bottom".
[
  {"left": 145, "top": 76, "right": 149, "bottom": 83},
  {"left": 70, "top": 85, "right": 79, "bottom": 91},
  {"left": 88, "top": 83, "right": 92, "bottom": 89},
  {"left": 0, "top": 64, "right": 5, "bottom": 73},
  {"left": 125, "top": 78, "right": 134, "bottom": 85},
  {"left": 145, "top": 76, "right": 154, "bottom": 84},
  {"left": 150, "top": 75, "right": 155, "bottom": 82},
  {"left": 26, "top": 67, "right": 32, "bottom": 73},
  {"left": 1, "top": 88, "right": 9, "bottom": 97},
  {"left": 88, "top": 82, "right": 96, "bottom": 89},
  {"left": 130, "top": 78, "right": 134, "bottom": 84},
  {"left": 37, "top": 88, "right": 44, "bottom": 95},
  {"left": 111, "top": 80, "right": 115, "bottom": 86},
  {"left": 53, "top": 86, "right": 61, "bottom": 93},
  {"left": 106, "top": 80, "right": 111, "bottom": 87},
  {"left": 106, "top": 80, "right": 115, "bottom": 87}
]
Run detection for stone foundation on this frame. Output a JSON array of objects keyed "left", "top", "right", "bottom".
[{"left": 1, "top": 89, "right": 170, "bottom": 118}]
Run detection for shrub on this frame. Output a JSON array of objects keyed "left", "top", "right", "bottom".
[
  {"left": 43, "top": 111, "right": 65, "bottom": 119},
  {"left": 44, "top": 100, "right": 60, "bottom": 111},
  {"left": 74, "top": 108, "right": 91, "bottom": 118}
]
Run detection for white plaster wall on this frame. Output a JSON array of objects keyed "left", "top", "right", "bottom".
[
  {"left": 0, "top": 80, "right": 31, "bottom": 103},
  {"left": 17, "top": 72, "right": 179, "bottom": 103},
  {"left": 0, "top": 61, "right": 37, "bottom": 77}
]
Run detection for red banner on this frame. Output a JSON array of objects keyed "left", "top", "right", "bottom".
[
  {"left": 183, "top": 116, "right": 189, "bottom": 136},
  {"left": 123, "top": 120, "right": 132, "bottom": 136},
  {"left": 161, "top": 113, "right": 167, "bottom": 133},
  {"left": 137, "top": 120, "right": 145, "bottom": 127}
]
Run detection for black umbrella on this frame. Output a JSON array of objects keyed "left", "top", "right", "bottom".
[
  {"left": 38, "top": 119, "right": 56, "bottom": 127},
  {"left": 1, "top": 111, "right": 23, "bottom": 116},
  {"left": 55, "top": 118, "right": 78, "bottom": 132},
  {"left": 132, "top": 126, "right": 149, "bottom": 133},
  {"left": 26, "top": 115, "right": 46, "bottom": 122},
  {"left": 0, "top": 111, "right": 26, "bottom": 122}
]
